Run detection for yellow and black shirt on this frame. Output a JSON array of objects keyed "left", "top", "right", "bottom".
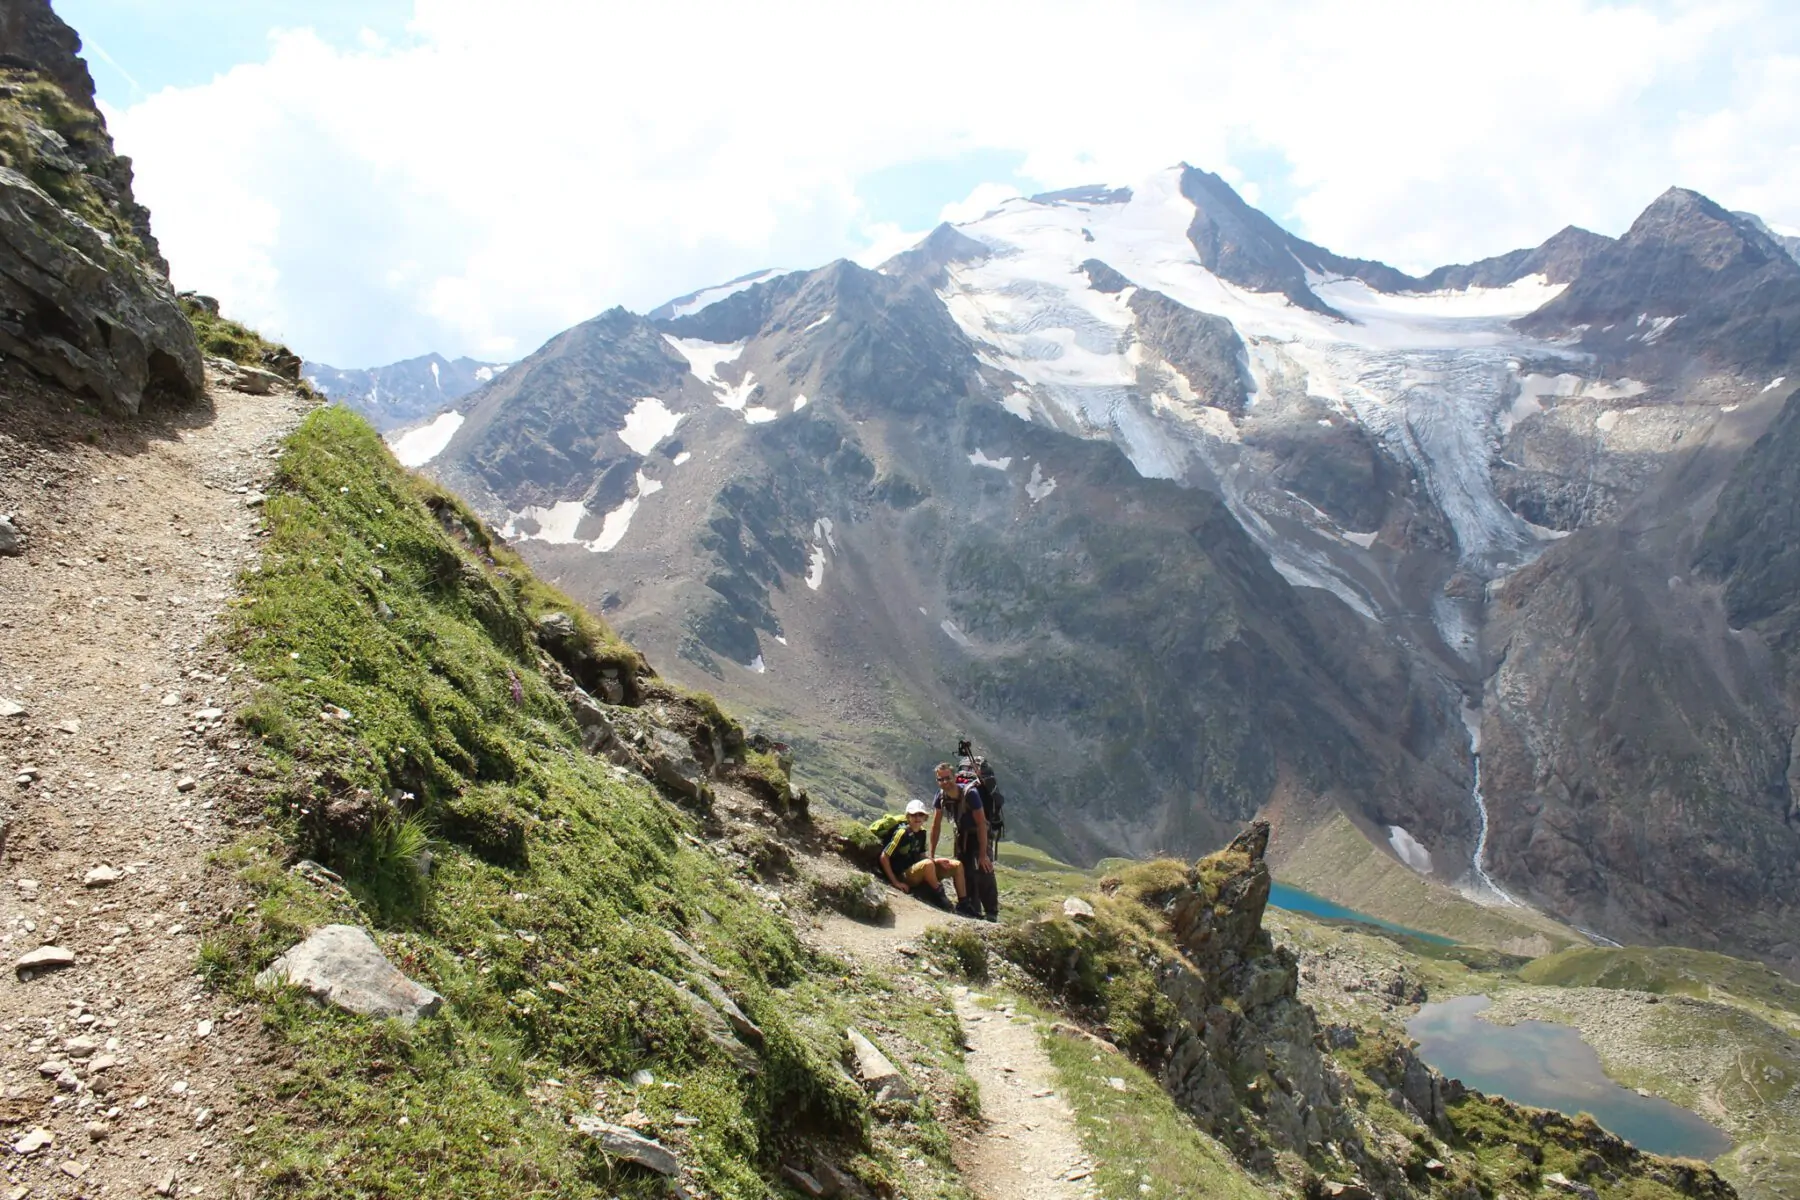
[{"left": 882, "top": 825, "right": 928, "bottom": 874}]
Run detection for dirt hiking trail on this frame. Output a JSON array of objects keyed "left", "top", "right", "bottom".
[
  {"left": 1, "top": 372, "right": 313, "bottom": 1199},
  {"left": 812, "top": 899, "right": 1098, "bottom": 1200}
]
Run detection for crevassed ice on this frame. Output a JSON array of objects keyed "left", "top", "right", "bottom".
[
  {"left": 618, "top": 396, "right": 684, "bottom": 454},
  {"left": 388, "top": 411, "right": 464, "bottom": 467},
  {"left": 935, "top": 166, "right": 1588, "bottom": 627}
]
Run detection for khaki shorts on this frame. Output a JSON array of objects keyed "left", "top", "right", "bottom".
[{"left": 903, "top": 860, "right": 945, "bottom": 884}]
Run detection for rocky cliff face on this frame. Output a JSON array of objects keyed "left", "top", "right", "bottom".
[{"left": 0, "top": 0, "right": 201, "bottom": 412}]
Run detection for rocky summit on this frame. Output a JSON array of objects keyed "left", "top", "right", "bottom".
[{"left": 403, "top": 163, "right": 1800, "bottom": 974}]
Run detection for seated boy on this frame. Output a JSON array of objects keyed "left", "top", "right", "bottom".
[{"left": 880, "top": 798, "right": 966, "bottom": 905}]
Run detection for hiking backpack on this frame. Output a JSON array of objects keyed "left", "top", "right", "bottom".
[{"left": 954, "top": 738, "right": 1005, "bottom": 842}]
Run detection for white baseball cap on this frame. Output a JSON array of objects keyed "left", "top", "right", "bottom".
[{"left": 905, "top": 799, "right": 929, "bottom": 816}]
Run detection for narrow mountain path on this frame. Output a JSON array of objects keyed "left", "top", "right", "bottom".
[
  {"left": 810, "top": 900, "right": 1098, "bottom": 1200},
  {"left": 0, "top": 373, "right": 314, "bottom": 1199}
]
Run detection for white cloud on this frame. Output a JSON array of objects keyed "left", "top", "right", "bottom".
[
  {"left": 106, "top": 0, "right": 1800, "bottom": 366},
  {"left": 939, "top": 182, "right": 1021, "bottom": 225}
]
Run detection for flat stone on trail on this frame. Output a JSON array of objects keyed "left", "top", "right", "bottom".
[
  {"left": 84, "top": 864, "right": 124, "bottom": 887},
  {"left": 1062, "top": 896, "right": 1096, "bottom": 921},
  {"left": 255, "top": 924, "right": 444, "bottom": 1022},
  {"left": 12, "top": 1127, "right": 53, "bottom": 1155},
  {"left": 845, "top": 1027, "right": 914, "bottom": 1101},
  {"left": 0, "top": 696, "right": 24, "bottom": 717},
  {"left": 573, "top": 1117, "right": 679, "bottom": 1175},
  {"left": 15, "top": 945, "right": 76, "bottom": 976},
  {"left": 55, "top": 717, "right": 80, "bottom": 734}
]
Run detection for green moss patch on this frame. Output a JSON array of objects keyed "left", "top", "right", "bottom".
[{"left": 213, "top": 407, "right": 968, "bottom": 1198}]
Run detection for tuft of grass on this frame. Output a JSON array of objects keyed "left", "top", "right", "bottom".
[
  {"left": 1040, "top": 1018, "right": 1268, "bottom": 1200},
  {"left": 214, "top": 407, "right": 972, "bottom": 1199}
]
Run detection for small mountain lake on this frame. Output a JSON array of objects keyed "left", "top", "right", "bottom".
[
  {"left": 1407, "top": 994, "right": 1731, "bottom": 1160},
  {"left": 1269, "top": 882, "right": 1453, "bottom": 944}
]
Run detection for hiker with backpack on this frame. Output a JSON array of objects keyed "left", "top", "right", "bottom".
[
  {"left": 930, "top": 757, "right": 1000, "bottom": 922},
  {"left": 877, "top": 798, "right": 966, "bottom": 906}
]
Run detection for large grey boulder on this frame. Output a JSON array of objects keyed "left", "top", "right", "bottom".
[
  {"left": 648, "top": 727, "right": 709, "bottom": 804},
  {"left": 0, "top": 167, "right": 202, "bottom": 413},
  {"left": 255, "top": 925, "right": 444, "bottom": 1023}
]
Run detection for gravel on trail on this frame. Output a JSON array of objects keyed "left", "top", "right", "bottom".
[{"left": 1, "top": 366, "right": 315, "bottom": 1199}]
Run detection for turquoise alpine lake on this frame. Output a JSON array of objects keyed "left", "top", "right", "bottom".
[
  {"left": 1407, "top": 994, "right": 1731, "bottom": 1160},
  {"left": 1268, "top": 882, "right": 1453, "bottom": 944}
]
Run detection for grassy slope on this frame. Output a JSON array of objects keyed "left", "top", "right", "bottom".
[
  {"left": 1273, "top": 811, "right": 1581, "bottom": 952},
  {"left": 213, "top": 407, "right": 970, "bottom": 1199},
  {"left": 1522, "top": 946, "right": 1800, "bottom": 1032}
]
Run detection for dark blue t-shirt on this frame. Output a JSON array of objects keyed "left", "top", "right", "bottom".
[{"left": 935, "top": 784, "right": 983, "bottom": 826}]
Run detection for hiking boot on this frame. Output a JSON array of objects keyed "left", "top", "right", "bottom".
[
  {"left": 953, "top": 900, "right": 983, "bottom": 919},
  {"left": 983, "top": 912, "right": 999, "bottom": 923}
]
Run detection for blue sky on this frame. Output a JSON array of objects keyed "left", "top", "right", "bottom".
[
  {"left": 81, "top": 0, "right": 1800, "bottom": 368},
  {"left": 60, "top": 1, "right": 412, "bottom": 103}
]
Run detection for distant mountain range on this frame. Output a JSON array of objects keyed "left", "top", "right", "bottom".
[
  {"left": 303, "top": 353, "right": 508, "bottom": 432},
  {"left": 391, "top": 163, "right": 1796, "bottom": 975}
]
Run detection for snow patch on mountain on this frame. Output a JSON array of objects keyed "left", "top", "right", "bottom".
[
  {"left": 618, "top": 397, "right": 684, "bottom": 455},
  {"left": 661, "top": 268, "right": 786, "bottom": 320},
  {"left": 792, "top": 393, "right": 809, "bottom": 411},
  {"left": 940, "top": 619, "right": 973, "bottom": 648},
  {"left": 672, "top": 451, "right": 692, "bottom": 466},
  {"left": 718, "top": 372, "right": 758, "bottom": 413},
  {"left": 388, "top": 411, "right": 464, "bottom": 467},
  {"left": 968, "top": 448, "right": 1011, "bottom": 470},
  {"left": 1764, "top": 376, "right": 1787, "bottom": 393},
  {"left": 804, "top": 312, "right": 832, "bottom": 331},
  {"left": 1388, "top": 825, "right": 1434, "bottom": 874},
  {"left": 502, "top": 472, "right": 662, "bottom": 554},
  {"left": 999, "top": 392, "right": 1035, "bottom": 421},
  {"left": 1026, "top": 462, "right": 1056, "bottom": 502},
  {"left": 744, "top": 406, "right": 780, "bottom": 424},
  {"left": 664, "top": 335, "right": 744, "bottom": 391}
]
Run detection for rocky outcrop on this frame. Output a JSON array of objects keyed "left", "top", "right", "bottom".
[
  {"left": 1151, "top": 823, "right": 1387, "bottom": 1178},
  {"left": 1411, "top": 225, "right": 1613, "bottom": 292},
  {"left": 0, "top": 0, "right": 202, "bottom": 411}
]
